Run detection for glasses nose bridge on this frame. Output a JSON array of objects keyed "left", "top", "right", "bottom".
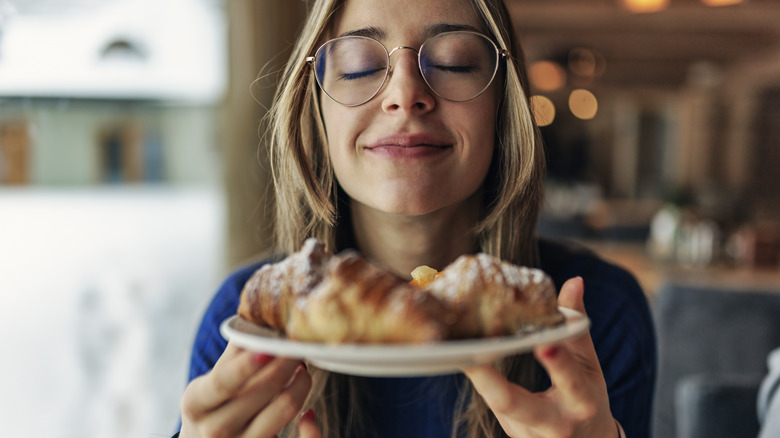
[
  {"left": 386, "top": 45, "right": 421, "bottom": 79},
  {"left": 387, "top": 45, "right": 419, "bottom": 58}
]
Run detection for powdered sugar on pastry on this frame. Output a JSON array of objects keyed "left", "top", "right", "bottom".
[
  {"left": 238, "top": 239, "right": 563, "bottom": 344},
  {"left": 287, "top": 251, "right": 449, "bottom": 343},
  {"left": 425, "top": 253, "right": 563, "bottom": 338},
  {"left": 237, "top": 238, "right": 331, "bottom": 330}
]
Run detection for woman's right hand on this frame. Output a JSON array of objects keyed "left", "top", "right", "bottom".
[{"left": 179, "top": 342, "right": 316, "bottom": 438}]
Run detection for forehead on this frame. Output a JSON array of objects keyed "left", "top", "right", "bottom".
[{"left": 330, "top": 0, "right": 484, "bottom": 40}]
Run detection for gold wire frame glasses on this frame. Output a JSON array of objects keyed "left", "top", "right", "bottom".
[{"left": 305, "top": 31, "right": 509, "bottom": 106}]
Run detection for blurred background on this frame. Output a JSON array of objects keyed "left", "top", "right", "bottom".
[{"left": 0, "top": 0, "right": 778, "bottom": 437}]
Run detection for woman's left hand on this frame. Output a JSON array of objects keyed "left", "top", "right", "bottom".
[{"left": 463, "top": 277, "right": 618, "bottom": 438}]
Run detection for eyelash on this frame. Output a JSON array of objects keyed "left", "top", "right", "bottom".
[
  {"left": 431, "top": 65, "right": 474, "bottom": 73},
  {"left": 340, "top": 68, "right": 386, "bottom": 81}
]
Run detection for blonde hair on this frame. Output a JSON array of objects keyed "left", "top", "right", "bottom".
[{"left": 265, "top": 0, "right": 546, "bottom": 436}]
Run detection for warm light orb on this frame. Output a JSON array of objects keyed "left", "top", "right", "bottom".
[
  {"left": 530, "top": 95, "right": 556, "bottom": 127},
  {"left": 568, "top": 48, "right": 597, "bottom": 78},
  {"left": 701, "top": 0, "right": 744, "bottom": 6},
  {"left": 529, "top": 61, "right": 566, "bottom": 92},
  {"left": 621, "top": 0, "right": 670, "bottom": 13},
  {"left": 569, "top": 89, "right": 598, "bottom": 120},
  {"left": 568, "top": 47, "right": 607, "bottom": 79}
]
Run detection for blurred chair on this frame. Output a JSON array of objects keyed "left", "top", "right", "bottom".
[{"left": 652, "top": 282, "right": 780, "bottom": 438}]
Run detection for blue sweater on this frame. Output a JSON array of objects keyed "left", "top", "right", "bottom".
[{"left": 186, "top": 240, "right": 656, "bottom": 437}]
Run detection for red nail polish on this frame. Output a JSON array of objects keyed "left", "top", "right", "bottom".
[
  {"left": 253, "top": 353, "right": 273, "bottom": 365},
  {"left": 541, "top": 346, "right": 559, "bottom": 359},
  {"left": 300, "top": 408, "right": 316, "bottom": 423}
]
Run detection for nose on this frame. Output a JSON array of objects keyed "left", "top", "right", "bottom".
[{"left": 380, "top": 47, "right": 436, "bottom": 114}]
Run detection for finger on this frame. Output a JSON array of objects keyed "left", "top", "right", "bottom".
[
  {"left": 242, "top": 357, "right": 305, "bottom": 394},
  {"left": 462, "top": 364, "right": 550, "bottom": 424},
  {"left": 244, "top": 364, "right": 313, "bottom": 438},
  {"left": 535, "top": 344, "right": 592, "bottom": 402},
  {"left": 555, "top": 277, "right": 601, "bottom": 364},
  {"left": 535, "top": 344, "right": 611, "bottom": 424},
  {"left": 557, "top": 276, "right": 586, "bottom": 314},
  {"left": 298, "top": 409, "right": 323, "bottom": 438},
  {"left": 182, "top": 344, "right": 275, "bottom": 417},
  {"left": 202, "top": 358, "right": 305, "bottom": 436},
  {"left": 540, "top": 277, "right": 600, "bottom": 380}
]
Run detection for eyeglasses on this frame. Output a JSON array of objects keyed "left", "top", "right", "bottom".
[{"left": 306, "top": 31, "right": 508, "bottom": 107}]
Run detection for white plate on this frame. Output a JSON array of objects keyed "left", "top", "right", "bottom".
[{"left": 220, "top": 307, "right": 589, "bottom": 377}]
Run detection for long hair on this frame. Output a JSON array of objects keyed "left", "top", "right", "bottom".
[{"left": 265, "top": 0, "right": 546, "bottom": 436}]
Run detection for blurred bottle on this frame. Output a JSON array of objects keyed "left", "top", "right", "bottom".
[
  {"left": 648, "top": 204, "right": 720, "bottom": 267},
  {"left": 727, "top": 222, "right": 780, "bottom": 269}
]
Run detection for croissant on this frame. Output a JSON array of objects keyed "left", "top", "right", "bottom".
[
  {"left": 237, "top": 238, "right": 331, "bottom": 331},
  {"left": 424, "top": 254, "right": 564, "bottom": 338},
  {"left": 237, "top": 239, "right": 563, "bottom": 344},
  {"left": 287, "top": 251, "right": 451, "bottom": 343}
]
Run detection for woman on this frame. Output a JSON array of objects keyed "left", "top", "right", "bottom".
[{"left": 177, "top": 0, "right": 656, "bottom": 437}]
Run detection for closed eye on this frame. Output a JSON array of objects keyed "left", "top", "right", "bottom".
[
  {"left": 340, "top": 68, "right": 386, "bottom": 81},
  {"left": 433, "top": 65, "right": 475, "bottom": 73}
]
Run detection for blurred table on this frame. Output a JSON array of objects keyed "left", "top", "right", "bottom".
[{"left": 580, "top": 241, "right": 780, "bottom": 300}]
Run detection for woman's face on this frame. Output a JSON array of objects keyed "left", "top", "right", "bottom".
[{"left": 320, "top": 0, "right": 500, "bottom": 217}]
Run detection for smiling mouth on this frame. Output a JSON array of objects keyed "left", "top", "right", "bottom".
[
  {"left": 366, "top": 143, "right": 450, "bottom": 150},
  {"left": 364, "top": 143, "right": 451, "bottom": 159},
  {"left": 365, "top": 131, "right": 454, "bottom": 158}
]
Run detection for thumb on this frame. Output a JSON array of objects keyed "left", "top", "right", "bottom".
[
  {"left": 557, "top": 276, "right": 586, "bottom": 314},
  {"left": 298, "top": 409, "right": 322, "bottom": 438}
]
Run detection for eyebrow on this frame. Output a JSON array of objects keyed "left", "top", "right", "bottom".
[
  {"left": 424, "top": 23, "right": 482, "bottom": 39},
  {"left": 339, "top": 26, "right": 386, "bottom": 40},
  {"left": 338, "top": 23, "right": 482, "bottom": 42}
]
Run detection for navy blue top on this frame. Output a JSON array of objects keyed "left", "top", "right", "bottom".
[{"left": 186, "top": 239, "right": 656, "bottom": 437}]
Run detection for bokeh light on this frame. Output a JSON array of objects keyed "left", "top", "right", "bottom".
[
  {"left": 568, "top": 47, "right": 606, "bottom": 79},
  {"left": 621, "top": 0, "right": 670, "bottom": 13},
  {"left": 530, "top": 95, "right": 556, "bottom": 126},
  {"left": 568, "top": 89, "right": 598, "bottom": 120},
  {"left": 701, "top": 0, "right": 744, "bottom": 6},
  {"left": 529, "top": 60, "right": 567, "bottom": 92}
]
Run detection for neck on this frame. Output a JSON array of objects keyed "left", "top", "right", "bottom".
[{"left": 349, "top": 194, "right": 483, "bottom": 279}]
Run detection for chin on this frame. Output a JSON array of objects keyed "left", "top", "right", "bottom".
[
  {"left": 372, "top": 197, "right": 451, "bottom": 217},
  {"left": 347, "top": 182, "right": 474, "bottom": 218}
]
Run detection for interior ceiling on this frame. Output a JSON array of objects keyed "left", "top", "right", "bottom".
[{"left": 507, "top": 0, "right": 780, "bottom": 90}]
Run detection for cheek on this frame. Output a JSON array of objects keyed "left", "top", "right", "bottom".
[
  {"left": 321, "top": 101, "right": 370, "bottom": 198},
  {"left": 321, "top": 101, "right": 353, "bottom": 161},
  {"left": 459, "top": 106, "right": 497, "bottom": 171},
  {"left": 321, "top": 98, "right": 340, "bottom": 143}
]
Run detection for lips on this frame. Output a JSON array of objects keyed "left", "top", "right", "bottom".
[
  {"left": 369, "top": 132, "right": 450, "bottom": 148},
  {"left": 365, "top": 133, "right": 452, "bottom": 158}
]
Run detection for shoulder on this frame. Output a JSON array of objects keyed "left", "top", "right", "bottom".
[
  {"left": 539, "top": 238, "right": 656, "bottom": 371},
  {"left": 539, "top": 238, "right": 649, "bottom": 315},
  {"left": 205, "top": 261, "right": 271, "bottom": 326},
  {"left": 188, "top": 258, "right": 276, "bottom": 381}
]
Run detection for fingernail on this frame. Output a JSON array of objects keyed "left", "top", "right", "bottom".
[
  {"left": 295, "top": 361, "right": 309, "bottom": 376},
  {"left": 253, "top": 353, "right": 274, "bottom": 365},
  {"left": 300, "top": 408, "right": 316, "bottom": 423},
  {"left": 540, "top": 346, "right": 559, "bottom": 360}
]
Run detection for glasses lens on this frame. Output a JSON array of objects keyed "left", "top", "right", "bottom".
[
  {"left": 420, "top": 32, "right": 499, "bottom": 101},
  {"left": 314, "top": 36, "right": 388, "bottom": 106}
]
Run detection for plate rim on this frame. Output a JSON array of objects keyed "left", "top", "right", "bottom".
[{"left": 220, "top": 307, "right": 590, "bottom": 366}]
